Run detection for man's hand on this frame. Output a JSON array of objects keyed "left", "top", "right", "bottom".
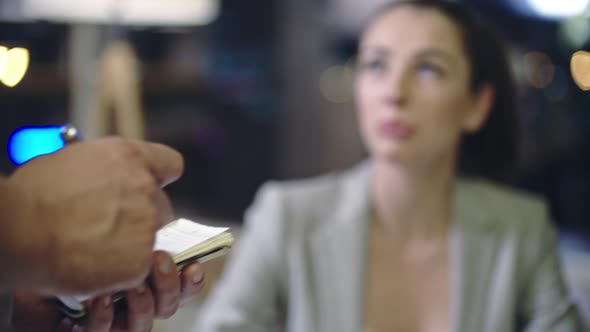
[
  {"left": 0, "top": 137, "right": 184, "bottom": 295},
  {"left": 12, "top": 254, "right": 205, "bottom": 332}
]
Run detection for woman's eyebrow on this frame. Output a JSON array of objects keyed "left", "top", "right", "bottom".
[
  {"left": 414, "top": 48, "right": 457, "bottom": 67},
  {"left": 359, "top": 45, "right": 390, "bottom": 57}
]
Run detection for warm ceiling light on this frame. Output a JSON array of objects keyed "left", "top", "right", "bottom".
[
  {"left": 0, "top": 46, "right": 8, "bottom": 79},
  {"left": 0, "top": 46, "right": 30, "bottom": 88},
  {"left": 5, "top": 0, "right": 220, "bottom": 26},
  {"left": 571, "top": 50, "right": 590, "bottom": 91}
]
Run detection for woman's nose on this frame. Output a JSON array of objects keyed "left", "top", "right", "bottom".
[{"left": 382, "top": 69, "right": 410, "bottom": 106}]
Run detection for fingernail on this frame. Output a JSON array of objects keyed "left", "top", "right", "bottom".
[
  {"left": 159, "top": 260, "right": 172, "bottom": 274},
  {"left": 192, "top": 271, "right": 204, "bottom": 284},
  {"left": 103, "top": 296, "right": 111, "bottom": 308},
  {"left": 136, "top": 283, "right": 146, "bottom": 294}
]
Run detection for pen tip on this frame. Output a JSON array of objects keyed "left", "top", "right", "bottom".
[{"left": 60, "top": 125, "right": 80, "bottom": 145}]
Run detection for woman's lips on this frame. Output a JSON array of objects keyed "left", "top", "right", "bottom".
[{"left": 377, "top": 120, "right": 415, "bottom": 139}]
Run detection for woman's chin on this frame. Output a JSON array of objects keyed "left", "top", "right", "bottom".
[{"left": 372, "top": 146, "right": 412, "bottom": 165}]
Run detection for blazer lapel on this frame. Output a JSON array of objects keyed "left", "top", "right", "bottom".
[
  {"left": 309, "top": 163, "right": 372, "bottom": 332},
  {"left": 450, "top": 179, "right": 501, "bottom": 332}
]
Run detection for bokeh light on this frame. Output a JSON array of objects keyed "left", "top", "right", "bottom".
[
  {"left": 319, "top": 62, "right": 354, "bottom": 103},
  {"left": 0, "top": 46, "right": 8, "bottom": 85},
  {"left": 527, "top": 0, "right": 589, "bottom": 19},
  {"left": 0, "top": 46, "right": 30, "bottom": 88},
  {"left": 524, "top": 51, "right": 555, "bottom": 89},
  {"left": 571, "top": 50, "right": 590, "bottom": 91}
]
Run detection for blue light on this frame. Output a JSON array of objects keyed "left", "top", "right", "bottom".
[{"left": 8, "top": 126, "right": 65, "bottom": 165}]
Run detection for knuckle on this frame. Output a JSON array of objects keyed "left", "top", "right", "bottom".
[
  {"left": 158, "top": 278, "right": 179, "bottom": 294},
  {"left": 104, "top": 138, "right": 125, "bottom": 156},
  {"left": 143, "top": 207, "right": 159, "bottom": 232},
  {"left": 116, "top": 139, "right": 142, "bottom": 159},
  {"left": 135, "top": 174, "right": 158, "bottom": 196},
  {"left": 102, "top": 138, "right": 140, "bottom": 167}
]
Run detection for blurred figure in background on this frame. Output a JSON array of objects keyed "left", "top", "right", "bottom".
[
  {"left": 92, "top": 40, "right": 145, "bottom": 140},
  {"left": 197, "top": 1, "right": 582, "bottom": 331}
]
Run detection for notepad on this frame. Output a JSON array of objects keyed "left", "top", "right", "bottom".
[{"left": 55, "top": 218, "right": 234, "bottom": 318}]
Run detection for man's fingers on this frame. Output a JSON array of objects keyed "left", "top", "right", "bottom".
[
  {"left": 179, "top": 262, "right": 205, "bottom": 305},
  {"left": 123, "top": 283, "right": 155, "bottom": 332},
  {"left": 150, "top": 251, "right": 181, "bottom": 319},
  {"left": 133, "top": 141, "right": 184, "bottom": 188},
  {"left": 84, "top": 295, "right": 114, "bottom": 332},
  {"left": 12, "top": 293, "right": 64, "bottom": 331},
  {"left": 55, "top": 318, "right": 75, "bottom": 332}
]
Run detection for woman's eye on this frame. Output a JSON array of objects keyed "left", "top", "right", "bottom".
[
  {"left": 360, "top": 59, "right": 386, "bottom": 73},
  {"left": 417, "top": 62, "right": 444, "bottom": 78}
]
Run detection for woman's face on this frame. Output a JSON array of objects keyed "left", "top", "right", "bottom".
[{"left": 355, "top": 6, "right": 492, "bottom": 169}]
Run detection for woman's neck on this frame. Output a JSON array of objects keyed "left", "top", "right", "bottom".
[{"left": 371, "top": 157, "right": 455, "bottom": 239}]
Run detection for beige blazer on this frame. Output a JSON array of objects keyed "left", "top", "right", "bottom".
[{"left": 197, "top": 162, "right": 582, "bottom": 332}]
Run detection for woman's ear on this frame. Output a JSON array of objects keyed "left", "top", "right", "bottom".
[{"left": 463, "top": 84, "right": 494, "bottom": 133}]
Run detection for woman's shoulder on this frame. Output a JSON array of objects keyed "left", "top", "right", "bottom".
[
  {"left": 246, "top": 162, "right": 370, "bottom": 240},
  {"left": 458, "top": 178, "right": 546, "bottom": 210},
  {"left": 456, "top": 177, "right": 551, "bottom": 233}
]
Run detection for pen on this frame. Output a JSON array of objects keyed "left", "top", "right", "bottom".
[{"left": 59, "top": 125, "right": 81, "bottom": 146}]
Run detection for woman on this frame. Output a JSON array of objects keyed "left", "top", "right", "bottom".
[{"left": 198, "top": 1, "right": 582, "bottom": 331}]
